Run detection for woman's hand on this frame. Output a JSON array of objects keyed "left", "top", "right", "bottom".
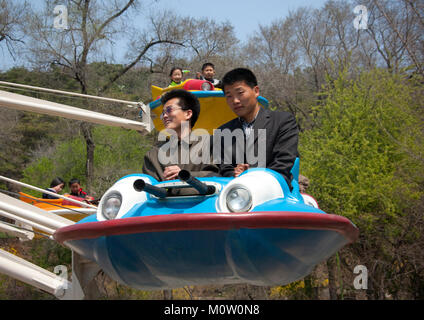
[
  {"left": 234, "top": 164, "right": 249, "bottom": 177},
  {"left": 164, "top": 165, "right": 182, "bottom": 180}
]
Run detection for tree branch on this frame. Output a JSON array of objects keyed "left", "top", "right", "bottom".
[{"left": 99, "top": 39, "right": 184, "bottom": 93}]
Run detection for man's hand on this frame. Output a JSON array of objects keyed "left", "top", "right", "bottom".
[
  {"left": 234, "top": 164, "right": 249, "bottom": 177},
  {"left": 164, "top": 165, "right": 182, "bottom": 180}
]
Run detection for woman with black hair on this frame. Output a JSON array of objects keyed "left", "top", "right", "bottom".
[
  {"left": 42, "top": 177, "right": 65, "bottom": 199},
  {"left": 142, "top": 89, "right": 219, "bottom": 182}
]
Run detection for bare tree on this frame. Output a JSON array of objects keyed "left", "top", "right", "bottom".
[
  {"left": 242, "top": 7, "right": 333, "bottom": 129},
  {"left": 245, "top": 18, "right": 298, "bottom": 74},
  {"left": 0, "top": 0, "right": 28, "bottom": 60},
  {"left": 23, "top": 0, "right": 186, "bottom": 192},
  {"left": 101, "top": 9, "right": 186, "bottom": 92},
  {"left": 322, "top": 0, "right": 366, "bottom": 72},
  {"left": 124, "top": 13, "right": 239, "bottom": 87},
  {"left": 182, "top": 17, "right": 238, "bottom": 63},
  {"left": 243, "top": 17, "right": 311, "bottom": 123},
  {"left": 372, "top": 0, "right": 424, "bottom": 74},
  {"left": 362, "top": 0, "right": 421, "bottom": 73},
  {"left": 290, "top": 7, "right": 336, "bottom": 92}
]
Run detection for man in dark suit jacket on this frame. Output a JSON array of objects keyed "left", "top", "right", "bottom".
[{"left": 214, "top": 68, "right": 299, "bottom": 189}]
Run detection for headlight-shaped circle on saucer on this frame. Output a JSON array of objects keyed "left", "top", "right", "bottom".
[
  {"left": 102, "top": 192, "right": 122, "bottom": 220},
  {"left": 201, "top": 82, "right": 212, "bottom": 91},
  {"left": 226, "top": 186, "right": 252, "bottom": 212}
]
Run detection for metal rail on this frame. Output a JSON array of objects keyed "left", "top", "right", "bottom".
[
  {"left": 0, "top": 80, "right": 139, "bottom": 105},
  {"left": 0, "top": 248, "right": 75, "bottom": 299},
  {"left": 0, "top": 175, "right": 96, "bottom": 209},
  {"left": 0, "top": 89, "right": 152, "bottom": 132}
]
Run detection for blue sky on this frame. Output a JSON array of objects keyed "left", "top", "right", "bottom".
[
  {"left": 144, "top": 0, "right": 327, "bottom": 42},
  {"left": 0, "top": 0, "right": 328, "bottom": 71}
]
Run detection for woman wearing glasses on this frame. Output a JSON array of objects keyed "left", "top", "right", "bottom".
[{"left": 142, "top": 89, "right": 219, "bottom": 181}]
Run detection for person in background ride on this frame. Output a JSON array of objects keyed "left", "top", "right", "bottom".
[
  {"left": 196, "top": 62, "right": 222, "bottom": 89},
  {"left": 68, "top": 178, "right": 94, "bottom": 202},
  {"left": 168, "top": 67, "right": 184, "bottom": 87},
  {"left": 42, "top": 177, "right": 65, "bottom": 199}
]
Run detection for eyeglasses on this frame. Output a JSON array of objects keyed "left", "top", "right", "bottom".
[{"left": 160, "top": 105, "right": 183, "bottom": 119}]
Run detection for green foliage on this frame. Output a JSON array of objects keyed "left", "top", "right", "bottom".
[
  {"left": 29, "top": 239, "right": 72, "bottom": 269},
  {"left": 91, "top": 126, "right": 154, "bottom": 195},
  {"left": 300, "top": 69, "right": 424, "bottom": 234},
  {"left": 21, "top": 138, "right": 85, "bottom": 196},
  {"left": 22, "top": 125, "right": 154, "bottom": 197},
  {"left": 298, "top": 68, "right": 424, "bottom": 299},
  {"left": 0, "top": 67, "right": 80, "bottom": 179}
]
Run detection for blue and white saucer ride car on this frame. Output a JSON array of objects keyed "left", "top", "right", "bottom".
[{"left": 54, "top": 159, "right": 358, "bottom": 290}]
